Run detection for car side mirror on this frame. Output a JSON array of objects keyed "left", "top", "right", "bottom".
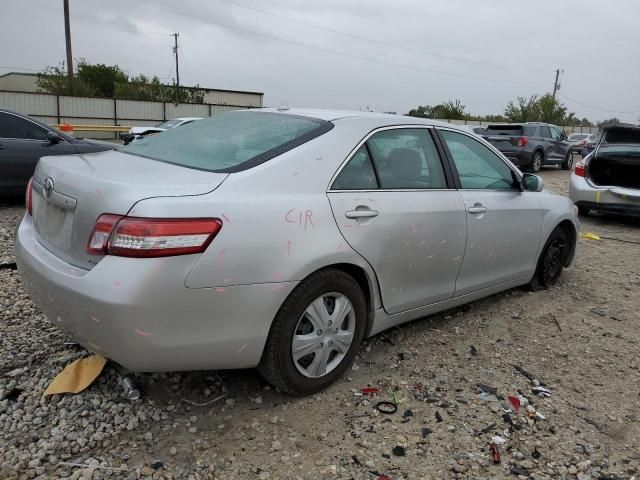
[
  {"left": 522, "top": 173, "right": 544, "bottom": 192},
  {"left": 47, "top": 131, "right": 63, "bottom": 144}
]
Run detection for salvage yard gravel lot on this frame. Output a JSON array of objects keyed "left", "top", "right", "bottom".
[{"left": 1, "top": 167, "right": 639, "bottom": 480}]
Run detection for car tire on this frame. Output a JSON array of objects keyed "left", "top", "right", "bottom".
[
  {"left": 561, "top": 151, "right": 574, "bottom": 170},
  {"left": 258, "top": 269, "right": 367, "bottom": 396},
  {"left": 527, "top": 227, "right": 568, "bottom": 291},
  {"left": 528, "top": 151, "right": 543, "bottom": 173}
]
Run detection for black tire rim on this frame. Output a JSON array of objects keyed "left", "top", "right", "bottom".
[
  {"left": 542, "top": 240, "right": 563, "bottom": 285},
  {"left": 532, "top": 153, "right": 542, "bottom": 171}
]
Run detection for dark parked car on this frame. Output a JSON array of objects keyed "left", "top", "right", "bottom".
[
  {"left": 483, "top": 122, "right": 573, "bottom": 172},
  {"left": 0, "top": 109, "right": 114, "bottom": 194}
]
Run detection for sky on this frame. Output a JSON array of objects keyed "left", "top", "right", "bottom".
[{"left": 1, "top": 0, "right": 639, "bottom": 123}]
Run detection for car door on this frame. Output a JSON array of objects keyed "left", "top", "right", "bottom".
[
  {"left": 0, "top": 112, "right": 78, "bottom": 190},
  {"left": 328, "top": 127, "right": 467, "bottom": 315},
  {"left": 550, "top": 126, "right": 570, "bottom": 160},
  {"left": 538, "top": 126, "right": 554, "bottom": 161},
  {"left": 437, "top": 128, "right": 543, "bottom": 296}
]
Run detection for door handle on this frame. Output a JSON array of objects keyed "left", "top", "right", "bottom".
[
  {"left": 467, "top": 203, "right": 487, "bottom": 214},
  {"left": 345, "top": 209, "right": 379, "bottom": 219}
]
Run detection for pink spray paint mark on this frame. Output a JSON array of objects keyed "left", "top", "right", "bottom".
[
  {"left": 216, "top": 249, "right": 225, "bottom": 267},
  {"left": 223, "top": 278, "right": 233, "bottom": 284},
  {"left": 271, "top": 284, "right": 286, "bottom": 290},
  {"left": 285, "top": 209, "right": 295, "bottom": 223},
  {"left": 96, "top": 188, "right": 102, "bottom": 197},
  {"left": 343, "top": 224, "right": 353, "bottom": 228},
  {"left": 287, "top": 240, "right": 292, "bottom": 256},
  {"left": 134, "top": 327, "right": 153, "bottom": 337},
  {"left": 411, "top": 223, "right": 417, "bottom": 234},
  {"left": 215, "top": 287, "right": 227, "bottom": 293},
  {"left": 304, "top": 210, "right": 314, "bottom": 230},
  {"left": 113, "top": 280, "right": 121, "bottom": 288},
  {"left": 336, "top": 243, "right": 343, "bottom": 251},
  {"left": 236, "top": 344, "right": 248, "bottom": 354},
  {"left": 222, "top": 213, "right": 231, "bottom": 224}
]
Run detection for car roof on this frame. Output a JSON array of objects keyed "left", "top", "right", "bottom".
[
  {"left": 250, "top": 107, "right": 456, "bottom": 128},
  {"left": 173, "top": 117, "right": 202, "bottom": 121}
]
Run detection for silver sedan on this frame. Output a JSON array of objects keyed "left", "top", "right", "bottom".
[{"left": 15, "top": 109, "right": 579, "bottom": 395}]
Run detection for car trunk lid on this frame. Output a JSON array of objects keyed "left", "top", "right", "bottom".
[
  {"left": 588, "top": 145, "right": 640, "bottom": 190},
  {"left": 31, "top": 150, "right": 228, "bottom": 269}
]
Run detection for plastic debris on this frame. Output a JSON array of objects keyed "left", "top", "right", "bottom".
[
  {"left": 491, "top": 435, "right": 507, "bottom": 445},
  {"left": 402, "top": 409, "right": 414, "bottom": 418},
  {"left": 435, "top": 411, "right": 443, "bottom": 423},
  {"left": 360, "top": 387, "right": 381, "bottom": 395},
  {"left": 478, "top": 423, "right": 496, "bottom": 435},
  {"left": 470, "top": 345, "right": 478, "bottom": 356},
  {"left": 375, "top": 401, "right": 397, "bottom": 414},
  {"left": 479, "top": 392, "right": 499, "bottom": 402},
  {"left": 508, "top": 395, "right": 521, "bottom": 411},
  {"left": 392, "top": 445, "right": 406, "bottom": 457},
  {"left": 580, "top": 232, "right": 601, "bottom": 241},
  {"left": 421, "top": 427, "right": 433, "bottom": 438},
  {"left": 532, "top": 386, "right": 551, "bottom": 397},
  {"left": 43, "top": 355, "right": 107, "bottom": 396},
  {"left": 1, "top": 388, "right": 23, "bottom": 401},
  {"left": 477, "top": 384, "right": 497, "bottom": 395},
  {"left": 532, "top": 447, "right": 541, "bottom": 459},
  {"left": 489, "top": 442, "right": 501, "bottom": 464},
  {"left": 513, "top": 365, "right": 536, "bottom": 381}
]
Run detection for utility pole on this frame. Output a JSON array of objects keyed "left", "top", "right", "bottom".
[
  {"left": 552, "top": 68, "right": 560, "bottom": 104},
  {"left": 171, "top": 33, "right": 180, "bottom": 89},
  {"left": 63, "top": 0, "right": 73, "bottom": 91}
]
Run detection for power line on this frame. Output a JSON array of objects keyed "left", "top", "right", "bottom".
[
  {"left": 558, "top": 93, "right": 640, "bottom": 115},
  {"left": 217, "top": 0, "right": 550, "bottom": 73},
  {"left": 130, "top": 0, "right": 545, "bottom": 86}
]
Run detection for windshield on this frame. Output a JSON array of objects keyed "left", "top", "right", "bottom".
[
  {"left": 569, "top": 133, "right": 588, "bottom": 140},
  {"left": 156, "top": 119, "right": 183, "bottom": 129},
  {"left": 602, "top": 126, "right": 640, "bottom": 145},
  {"left": 123, "top": 111, "right": 333, "bottom": 173}
]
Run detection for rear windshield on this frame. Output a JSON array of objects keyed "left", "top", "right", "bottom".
[
  {"left": 485, "top": 125, "right": 523, "bottom": 136},
  {"left": 123, "top": 111, "right": 333, "bottom": 173},
  {"left": 156, "top": 119, "right": 182, "bottom": 129}
]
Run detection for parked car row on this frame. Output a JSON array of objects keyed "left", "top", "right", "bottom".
[{"left": 15, "top": 108, "right": 579, "bottom": 395}]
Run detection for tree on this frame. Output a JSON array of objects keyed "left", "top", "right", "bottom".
[
  {"left": 504, "top": 95, "right": 541, "bottom": 122},
  {"left": 407, "top": 99, "right": 466, "bottom": 120},
  {"left": 37, "top": 59, "right": 205, "bottom": 103},
  {"left": 76, "top": 60, "right": 128, "bottom": 97},
  {"left": 598, "top": 117, "right": 620, "bottom": 126}
]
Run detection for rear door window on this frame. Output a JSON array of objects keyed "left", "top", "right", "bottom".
[
  {"left": 539, "top": 126, "right": 551, "bottom": 138},
  {"left": 123, "top": 111, "right": 333, "bottom": 173},
  {"left": 331, "top": 145, "right": 378, "bottom": 190},
  {"left": 523, "top": 126, "right": 540, "bottom": 137},
  {"left": 367, "top": 128, "right": 447, "bottom": 189}
]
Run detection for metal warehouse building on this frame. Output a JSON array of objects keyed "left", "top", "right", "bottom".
[{"left": 0, "top": 72, "right": 264, "bottom": 138}]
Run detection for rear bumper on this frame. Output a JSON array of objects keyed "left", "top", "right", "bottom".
[
  {"left": 502, "top": 150, "right": 532, "bottom": 167},
  {"left": 15, "top": 215, "right": 297, "bottom": 372},
  {"left": 569, "top": 174, "right": 640, "bottom": 216}
]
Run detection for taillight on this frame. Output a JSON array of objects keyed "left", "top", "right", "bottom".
[
  {"left": 575, "top": 161, "right": 585, "bottom": 177},
  {"left": 517, "top": 136, "right": 528, "bottom": 147},
  {"left": 87, "top": 215, "right": 222, "bottom": 257},
  {"left": 26, "top": 178, "right": 33, "bottom": 216},
  {"left": 580, "top": 140, "right": 587, "bottom": 145}
]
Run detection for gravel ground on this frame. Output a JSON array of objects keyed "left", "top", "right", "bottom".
[{"left": 1, "top": 167, "right": 639, "bottom": 480}]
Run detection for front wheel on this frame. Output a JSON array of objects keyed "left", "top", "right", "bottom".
[
  {"left": 258, "top": 269, "right": 367, "bottom": 396},
  {"left": 561, "top": 151, "right": 574, "bottom": 170},
  {"left": 528, "top": 151, "right": 543, "bottom": 173},
  {"left": 527, "top": 227, "right": 568, "bottom": 291}
]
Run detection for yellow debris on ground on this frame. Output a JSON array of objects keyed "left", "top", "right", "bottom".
[
  {"left": 43, "top": 355, "right": 107, "bottom": 396},
  {"left": 580, "top": 232, "right": 601, "bottom": 241}
]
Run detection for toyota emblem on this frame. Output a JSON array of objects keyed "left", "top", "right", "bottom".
[{"left": 43, "top": 177, "right": 54, "bottom": 199}]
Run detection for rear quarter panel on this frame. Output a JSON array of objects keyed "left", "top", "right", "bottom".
[{"left": 127, "top": 119, "right": 390, "bottom": 307}]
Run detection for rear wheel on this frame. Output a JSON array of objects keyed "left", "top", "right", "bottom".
[
  {"left": 561, "top": 151, "right": 574, "bottom": 170},
  {"left": 527, "top": 227, "right": 568, "bottom": 291},
  {"left": 258, "top": 269, "right": 367, "bottom": 396},
  {"left": 529, "top": 151, "right": 543, "bottom": 173}
]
